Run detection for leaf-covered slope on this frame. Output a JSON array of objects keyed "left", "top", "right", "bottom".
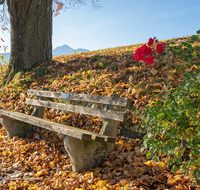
[{"left": 0, "top": 36, "right": 200, "bottom": 189}]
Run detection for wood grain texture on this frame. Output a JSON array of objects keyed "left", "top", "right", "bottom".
[
  {"left": 0, "top": 109, "right": 116, "bottom": 143},
  {"left": 26, "top": 99, "right": 127, "bottom": 122},
  {"left": 27, "top": 90, "right": 130, "bottom": 107}
]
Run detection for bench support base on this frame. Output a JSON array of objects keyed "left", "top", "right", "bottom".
[
  {"left": 64, "top": 135, "right": 115, "bottom": 173},
  {"left": 1, "top": 116, "right": 37, "bottom": 139}
]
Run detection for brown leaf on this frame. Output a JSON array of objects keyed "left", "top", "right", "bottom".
[
  {"left": 157, "top": 184, "right": 166, "bottom": 189},
  {"left": 104, "top": 161, "right": 112, "bottom": 167},
  {"left": 133, "top": 167, "right": 145, "bottom": 177}
]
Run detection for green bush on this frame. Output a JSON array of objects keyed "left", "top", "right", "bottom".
[{"left": 141, "top": 65, "right": 200, "bottom": 183}]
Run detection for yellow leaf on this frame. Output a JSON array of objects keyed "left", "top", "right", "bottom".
[
  {"left": 20, "top": 93, "right": 26, "bottom": 99},
  {"left": 144, "top": 161, "right": 152, "bottom": 166},
  {"left": 9, "top": 186, "right": 15, "bottom": 190},
  {"left": 35, "top": 170, "right": 46, "bottom": 177},
  {"left": 95, "top": 180, "right": 107, "bottom": 187},
  {"left": 124, "top": 184, "right": 129, "bottom": 190},
  {"left": 63, "top": 75, "right": 69, "bottom": 80},
  {"left": 70, "top": 173, "right": 76, "bottom": 178},
  {"left": 87, "top": 70, "right": 92, "bottom": 75},
  {"left": 84, "top": 172, "right": 92, "bottom": 178},
  {"left": 131, "top": 88, "right": 137, "bottom": 94},
  {"left": 31, "top": 82, "right": 37, "bottom": 86},
  {"left": 118, "top": 140, "right": 124, "bottom": 146},
  {"left": 168, "top": 177, "right": 182, "bottom": 185},
  {"left": 158, "top": 162, "right": 168, "bottom": 169},
  {"left": 49, "top": 161, "right": 55, "bottom": 168},
  {"left": 3, "top": 151, "right": 11, "bottom": 156}
]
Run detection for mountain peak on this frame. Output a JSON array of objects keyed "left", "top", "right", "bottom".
[{"left": 53, "top": 44, "right": 89, "bottom": 57}]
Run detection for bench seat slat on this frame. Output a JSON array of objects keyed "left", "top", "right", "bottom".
[
  {"left": 0, "top": 109, "right": 116, "bottom": 143},
  {"left": 26, "top": 99, "right": 127, "bottom": 122},
  {"left": 27, "top": 90, "right": 130, "bottom": 107}
]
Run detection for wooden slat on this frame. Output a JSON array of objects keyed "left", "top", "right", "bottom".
[
  {"left": 27, "top": 90, "right": 130, "bottom": 107},
  {"left": 0, "top": 109, "right": 115, "bottom": 143},
  {"left": 26, "top": 99, "right": 127, "bottom": 122}
]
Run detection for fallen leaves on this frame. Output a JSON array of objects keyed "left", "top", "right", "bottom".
[{"left": 0, "top": 36, "right": 199, "bottom": 189}]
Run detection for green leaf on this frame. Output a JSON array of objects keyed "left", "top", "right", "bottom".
[
  {"left": 157, "top": 113, "right": 165, "bottom": 119},
  {"left": 153, "top": 156, "right": 159, "bottom": 163},
  {"left": 168, "top": 159, "right": 173, "bottom": 165},
  {"left": 163, "top": 145, "right": 169, "bottom": 153},
  {"left": 191, "top": 35, "right": 198, "bottom": 41},
  {"left": 146, "top": 152, "right": 152, "bottom": 159},
  {"left": 176, "top": 51, "right": 181, "bottom": 56},
  {"left": 171, "top": 165, "right": 178, "bottom": 174},
  {"left": 181, "top": 54, "right": 187, "bottom": 59},
  {"left": 193, "top": 51, "right": 197, "bottom": 57}
]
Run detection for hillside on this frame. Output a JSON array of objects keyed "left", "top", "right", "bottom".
[{"left": 0, "top": 36, "right": 199, "bottom": 189}]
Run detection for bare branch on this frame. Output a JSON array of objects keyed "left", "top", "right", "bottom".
[
  {"left": 53, "top": 0, "right": 101, "bottom": 16},
  {"left": 0, "top": 0, "right": 5, "bottom": 6}
]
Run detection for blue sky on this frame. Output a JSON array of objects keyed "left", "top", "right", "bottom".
[{"left": 0, "top": 0, "right": 200, "bottom": 53}]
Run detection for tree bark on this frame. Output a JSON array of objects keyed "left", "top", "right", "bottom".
[{"left": 1, "top": 0, "right": 52, "bottom": 85}]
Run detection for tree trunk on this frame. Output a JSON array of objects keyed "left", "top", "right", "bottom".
[{"left": 1, "top": 0, "right": 52, "bottom": 85}]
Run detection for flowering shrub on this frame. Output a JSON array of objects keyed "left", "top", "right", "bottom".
[
  {"left": 134, "top": 37, "right": 166, "bottom": 65},
  {"left": 141, "top": 31, "right": 200, "bottom": 184},
  {"left": 141, "top": 67, "right": 200, "bottom": 184}
]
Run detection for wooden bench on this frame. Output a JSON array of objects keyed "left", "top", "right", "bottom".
[{"left": 0, "top": 88, "right": 130, "bottom": 173}]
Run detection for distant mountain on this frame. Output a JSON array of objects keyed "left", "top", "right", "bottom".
[
  {"left": 0, "top": 45, "right": 90, "bottom": 63},
  {"left": 52, "top": 44, "right": 89, "bottom": 57}
]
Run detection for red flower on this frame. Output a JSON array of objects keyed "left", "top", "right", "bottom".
[
  {"left": 134, "top": 52, "right": 146, "bottom": 61},
  {"left": 156, "top": 42, "right": 166, "bottom": 53},
  {"left": 148, "top": 38, "right": 154, "bottom": 46},
  {"left": 141, "top": 45, "right": 152, "bottom": 55},
  {"left": 146, "top": 55, "right": 156, "bottom": 65}
]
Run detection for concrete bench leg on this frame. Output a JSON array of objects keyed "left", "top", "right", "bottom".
[
  {"left": 1, "top": 116, "right": 37, "bottom": 139},
  {"left": 64, "top": 136, "right": 115, "bottom": 173}
]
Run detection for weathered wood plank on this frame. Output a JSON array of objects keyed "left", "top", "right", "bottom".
[
  {"left": 27, "top": 90, "right": 130, "bottom": 107},
  {"left": 26, "top": 99, "right": 127, "bottom": 122},
  {"left": 0, "top": 109, "right": 115, "bottom": 143}
]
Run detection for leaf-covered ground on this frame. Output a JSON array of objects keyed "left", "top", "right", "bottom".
[{"left": 0, "top": 36, "right": 200, "bottom": 189}]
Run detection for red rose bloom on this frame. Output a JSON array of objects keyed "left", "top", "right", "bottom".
[
  {"left": 134, "top": 52, "right": 146, "bottom": 61},
  {"left": 156, "top": 42, "right": 165, "bottom": 53},
  {"left": 145, "top": 46, "right": 152, "bottom": 55},
  {"left": 140, "top": 45, "right": 152, "bottom": 55},
  {"left": 148, "top": 38, "right": 154, "bottom": 46},
  {"left": 146, "top": 55, "right": 156, "bottom": 65}
]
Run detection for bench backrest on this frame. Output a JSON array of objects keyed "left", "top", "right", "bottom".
[{"left": 26, "top": 90, "right": 130, "bottom": 122}]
